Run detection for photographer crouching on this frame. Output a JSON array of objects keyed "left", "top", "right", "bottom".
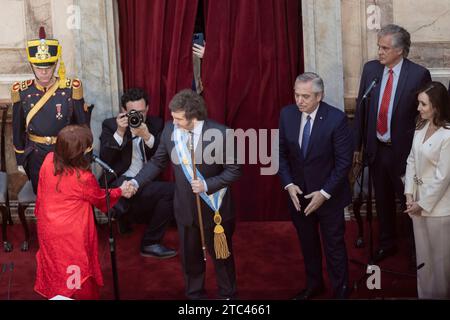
[{"left": 99, "top": 88, "right": 177, "bottom": 259}]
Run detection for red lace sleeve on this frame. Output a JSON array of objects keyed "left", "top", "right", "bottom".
[{"left": 81, "top": 172, "right": 122, "bottom": 213}]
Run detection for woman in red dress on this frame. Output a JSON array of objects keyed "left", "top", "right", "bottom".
[{"left": 34, "top": 125, "right": 132, "bottom": 299}]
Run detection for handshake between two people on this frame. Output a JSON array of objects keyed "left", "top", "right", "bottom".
[
  {"left": 119, "top": 178, "right": 205, "bottom": 199},
  {"left": 119, "top": 180, "right": 138, "bottom": 199}
]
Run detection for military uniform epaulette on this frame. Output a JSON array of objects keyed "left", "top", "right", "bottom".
[
  {"left": 11, "top": 79, "right": 34, "bottom": 103},
  {"left": 68, "top": 78, "right": 83, "bottom": 100}
]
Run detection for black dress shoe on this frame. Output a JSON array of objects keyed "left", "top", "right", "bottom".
[
  {"left": 140, "top": 244, "right": 177, "bottom": 259},
  {"left": 372, "top": 247, "right": 398, "bottom": 264},
  {"left": 292, "top": 286, "right": 325, "bottom": 300}
]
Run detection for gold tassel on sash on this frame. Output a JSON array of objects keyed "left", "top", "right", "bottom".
[
  {"left": 213, "top": 212, "right": 230, "bottom": 259},
  {"left": 186, "top": 130, "right": 230, "bottom": 260}
]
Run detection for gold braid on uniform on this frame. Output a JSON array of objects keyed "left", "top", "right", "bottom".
[
  {"left": 14, "top": 147, "right": 25, "bottom": 154},
  {"left": 57, "top": 47, "right": 67, "bottom": 89},
  {"left": 213, "top": 211, "right": 231, "bottom": 259}
]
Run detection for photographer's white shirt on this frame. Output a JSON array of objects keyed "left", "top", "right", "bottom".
[{"left": 114, "top": 132, "right": 155, "bottom": 178}]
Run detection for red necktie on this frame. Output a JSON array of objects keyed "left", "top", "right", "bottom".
[{"left": 377, "top": 69, "right": 393, "bottom": 135}]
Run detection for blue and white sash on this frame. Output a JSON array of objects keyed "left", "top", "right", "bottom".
[{"left": 173, "top": 127, "right": 227, "bottom": 213}]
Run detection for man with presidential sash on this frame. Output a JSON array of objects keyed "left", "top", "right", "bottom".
[
  {"left": 11, "top": 27, "right": 90, "bottom": 193},
  {"left": 129, "top": 89, "right": 242, "bottom": 299}
]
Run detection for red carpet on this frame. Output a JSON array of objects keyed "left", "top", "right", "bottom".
[{"left": 0, "top": 220, "right": 417, "bottom": 300}]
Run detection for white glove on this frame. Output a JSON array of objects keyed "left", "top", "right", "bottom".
[{"left": 17, "top": 165, "right": 26, "bottom": 175}]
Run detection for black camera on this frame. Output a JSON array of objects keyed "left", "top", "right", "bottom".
[{"left": 122, "top": 109, "right": 144, "bottom": 128}]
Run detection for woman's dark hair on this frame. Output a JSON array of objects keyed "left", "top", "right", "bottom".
[
  {"left": 169, "top": 89, "right": 207, "bottom": 120},
  {"left": 121, "top": 88, "right": 150, "bottom": 109},
  {"left": 416, "top": 81, "right": 450, "bottom": 130},
  {"left": 53, "top": 125, "right": 93, "bottom": 190}
]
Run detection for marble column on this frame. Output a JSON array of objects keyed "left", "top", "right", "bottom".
[
  {"left": 302, "top": 0, "right": 345, "bottom": 110},
  {"left": 73, "top": 0, "right": 122, "bottom": 153},
  {"left": 394, "top": 0, "right": 450, "bottom": 86}
]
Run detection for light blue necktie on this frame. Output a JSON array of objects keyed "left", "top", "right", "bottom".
[{"left": 301, "top": 115, "right": 311, "bottom": 157}]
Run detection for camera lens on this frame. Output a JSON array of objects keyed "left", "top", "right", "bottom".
[
  {"left": 127, "top": 110, "right": 143, "bottom": 128},
  {"left": 129, "top": 116, "right": 140, "bottom": 128}
]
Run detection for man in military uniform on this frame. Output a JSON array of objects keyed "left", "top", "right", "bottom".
[{"left": 11, "top": 27, "right": 90, "bottom": 193}]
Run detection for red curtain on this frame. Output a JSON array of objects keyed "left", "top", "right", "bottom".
[
  {"left": 118, "top": 0, "right": 198, "bottom": 119},
  {"left": 118, "top": 0, "right": 303, "bottom": 221},
  {"left": 202, "top": 0, "right": 303, "bottom": 220}
]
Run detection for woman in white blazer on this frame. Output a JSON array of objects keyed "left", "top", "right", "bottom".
[{"left": 404, "top": 81, "right": 450, "bottom": 299}]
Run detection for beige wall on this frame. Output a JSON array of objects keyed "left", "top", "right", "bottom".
[{"left": 341, "top": 0, "right": 450, "bottom": 115}]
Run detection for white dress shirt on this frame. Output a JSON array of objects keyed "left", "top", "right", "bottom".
[
  {"left": 188, "top": 121, "right": 208, "bottom": 192},
  {"left": 377, "top": 58, "right": 403, "bottom": 142},
  {"left": 114, "top": 131, "right": 154, "bottom": 177},
  {"left": 189, "top": 120, "right": 204, "bottom": 151},
  {"left": 298, "top": 105, "right": 319, "bottom": 148}
]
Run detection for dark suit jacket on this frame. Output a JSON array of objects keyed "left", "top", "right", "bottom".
[
  {"left": 354, "top": 58, "right": 431, "bottom": 175},
  {"left": 278, "top": 102, "right": 353, "bottom": 211},
  {"left": 134, "top": 120, "right": 242, "bottom": 227},
  {"left": 99, "top": 116, "right": 163, "bottom": 184}
]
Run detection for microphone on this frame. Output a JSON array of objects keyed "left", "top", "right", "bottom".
[
  {"left": 92, "top": 154, "right": 116, "bottom": 175},
  {"left": 362, "top": 77, "right": 379, "bottom": 100}
]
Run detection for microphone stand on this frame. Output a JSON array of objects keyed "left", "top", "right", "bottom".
[
  {"left": 350, "top": 81, "right": 418, "bottom": 293},
  {"left": 350, "top": 87, "right": 376, "bottom": 283},
  {"left": 0, "top": 263, "right": 6, "bottom": 297},
  {"left": 103, "top": 172, "right": 120, "bottom": 300},
  {"left": 351, "top": 91, "right": 371, "bottom": 250},
  {"left": 6, "top": 262, "right": 13, "bottom": 300}
]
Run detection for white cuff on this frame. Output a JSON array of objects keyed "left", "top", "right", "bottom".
[
  {"left": 203, "top": 180, "right": 208, "bottom": 193},
  {"left": 284, "top": 183, "right": 294, "bottom": 190},
  {"left": 144, "top": 134, "right": 155, "bottom": 149},
  {"left": 130, "top": 179, "right": 139, "bottom": 190},
  {"left": 320, "top": 189, "right": 331, "bottom": 200},
  {"left": 114, "top": 131, "right": 124, "bottom": 146}
]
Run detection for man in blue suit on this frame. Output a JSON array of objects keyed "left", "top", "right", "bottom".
[
  {"left": 353, "top": 24, "right": 431, "bottom": 263},
  {"left": 279, "top": 72, "right": 353, "bottom": 299}
]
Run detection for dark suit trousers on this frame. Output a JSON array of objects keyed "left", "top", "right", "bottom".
[
  {"left": 290, "top": 198, "right": 349, "bottom": 292},
  {"left": 113, "top": 175, "right": 174, "bottom": 246},
  {"left": 177, "top": 220, "right": 237, "bottom": 299},
  {"left": 372, "top": 142, "right": 411, "bottom": 250}
]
